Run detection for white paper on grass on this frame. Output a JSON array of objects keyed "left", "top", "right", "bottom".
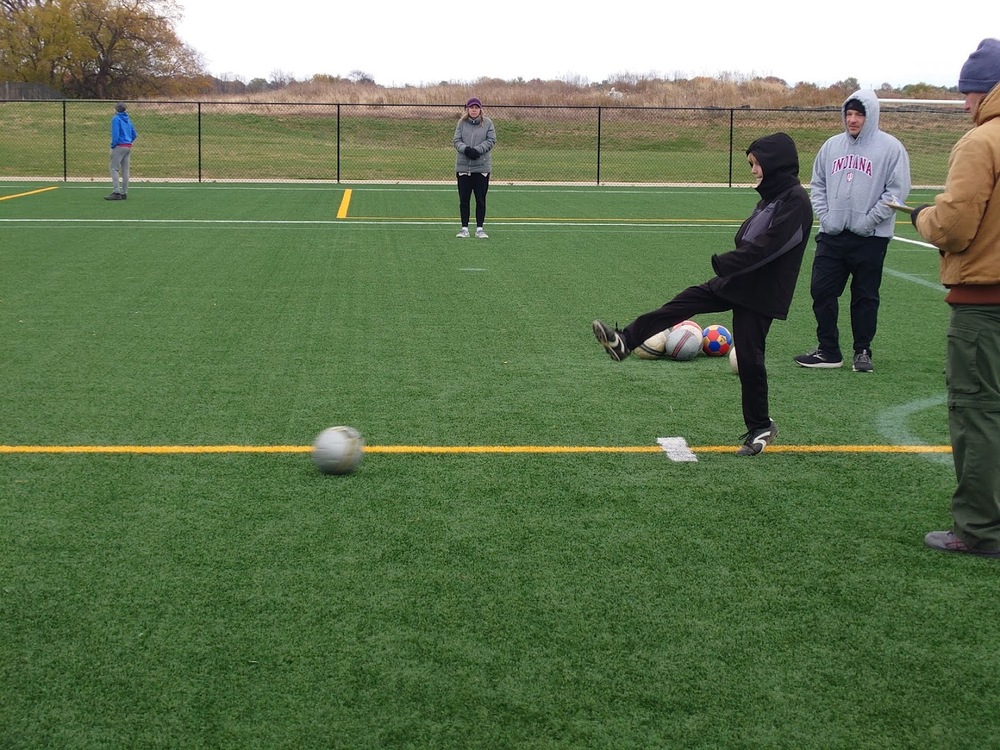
[{"left": 657, "top": 437, "right": 698, "bottom": 462}]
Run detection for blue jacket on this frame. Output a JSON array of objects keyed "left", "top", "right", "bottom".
[{"left": 111, "top": 112, "right": 137, "bottom": 148}]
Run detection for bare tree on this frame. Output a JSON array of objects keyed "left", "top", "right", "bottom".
[
  {"left": 348, "top": 70, "right": 376, "bottom": 85},
  {"left": 268, "top": 69, "right": 295, "bottom": 89}
]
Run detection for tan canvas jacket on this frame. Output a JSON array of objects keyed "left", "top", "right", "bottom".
[{"left": 915, "top": 85, "right": 1000, "bottom": 288}]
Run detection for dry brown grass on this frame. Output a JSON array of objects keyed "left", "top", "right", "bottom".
[{"left": 191, "top": 74, "right": 961, "bottom": 109}]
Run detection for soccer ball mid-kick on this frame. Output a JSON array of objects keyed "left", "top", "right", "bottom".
[{"left": 311, "top": 425, "right": 364, "bottom": 475}]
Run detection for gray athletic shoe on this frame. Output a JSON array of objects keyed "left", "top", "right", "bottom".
[
  {"left": 924, "top": 530, "right": 1000, "bottom": 559},
  {"left": 852, "top": 350, "right": 874, "bottom": 372}
]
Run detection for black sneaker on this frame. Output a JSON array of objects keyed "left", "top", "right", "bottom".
[
  {"left": 592, "top": 320, "right": 630, "bottom": 361},
  {"left": 736, "top": 419, "right": 778, "bottom": 456},
  {"left": 852, "top": 350, "right": 873, "bottom": 372},
  {"left": 794, "top": 348, "right": 843, "bottom": 368},
  {"left": 104, "top": 192, "right": 124, "bottom": 201}
]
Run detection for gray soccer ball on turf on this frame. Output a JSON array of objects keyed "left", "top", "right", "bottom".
[{"left": 311, "top": 425, "right": 364, "bottom": 475}]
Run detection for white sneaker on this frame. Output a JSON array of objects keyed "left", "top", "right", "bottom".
[
  {"left": 475, "top": 227, "right": 488, "bottom": 239},
  {"left": 456, "top": 227, "right": 470, "bottom": 238}
]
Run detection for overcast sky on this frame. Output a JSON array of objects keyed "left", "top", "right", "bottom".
[{"left": 175, "top": 1, "right": 986, "bottom": 90}]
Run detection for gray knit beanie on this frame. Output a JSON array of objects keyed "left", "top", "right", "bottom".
[
  {"left": 959, "top": 38, "right": 1000, "bottom": 94},
  {"left": 115, "top": 102, "right": 127, "bottom": 112}
]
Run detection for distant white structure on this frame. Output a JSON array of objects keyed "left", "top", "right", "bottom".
[
  {"left": 607, "top": 87, "right": 624, "bottom": 100},
  {"left": 878, "top": 99, "right": 963, "bottom": 107}
]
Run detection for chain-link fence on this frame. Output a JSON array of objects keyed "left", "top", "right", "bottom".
[{"left": 0, "top": 100, "right": 969, "bottom": 187}]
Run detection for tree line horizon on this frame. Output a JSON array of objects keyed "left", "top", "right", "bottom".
[{"left": 0, "top": 0, "right": 961, "bottom": 106}]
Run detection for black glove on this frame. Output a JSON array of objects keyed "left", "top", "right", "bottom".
[
  {"left": 464, "top": 147, "right": 478, "bottom": 159},
  {"left": 910, "top": 204, "right": 929, "bottom": 228}
]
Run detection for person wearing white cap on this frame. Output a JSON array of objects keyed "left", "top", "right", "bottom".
[
  {"left": 909, "top": 38, "right": 1000, "bottom": 559},
  {"left": 452, "top": 97, "right": 496, "bottom": 238}
]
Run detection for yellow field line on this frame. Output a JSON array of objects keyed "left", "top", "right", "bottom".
[
  {"left": 697, "top": 444, "right": 952, "bottom": 454},
  {"left": 0, "top": 444, "right": 952, "bottom": 455},
  {"left": 0, "top": 186, "right": 58, "bottom": 202},
  {"left": 340, "top": 216, "right": 743, "bottom": 223},
  {"left": 336, "top": 189, "right": 352, "bottom": 218}
]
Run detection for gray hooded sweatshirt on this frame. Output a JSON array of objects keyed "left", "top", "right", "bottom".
[{"left": 810, "top": 89, "right": 911, "bottom": 238}]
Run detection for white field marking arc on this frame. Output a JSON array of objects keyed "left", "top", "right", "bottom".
[{"left": 875, "top": 395, "right": 952, "bottom": 467}]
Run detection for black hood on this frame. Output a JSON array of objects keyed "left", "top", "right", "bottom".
[{"left": 746, "top": 132, "right": 800, "bottom": 201}]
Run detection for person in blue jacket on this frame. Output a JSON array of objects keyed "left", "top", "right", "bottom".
[
  {"left": 592, "top": 133, "right": 814, "bottom": 456},
  {"left": 106, "top": 102, "right": 137, "bottom": 201}
]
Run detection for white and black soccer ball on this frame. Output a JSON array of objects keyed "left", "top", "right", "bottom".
[
  {"left": 664, "top": 325, "right": 701, "bottom": 361},
  {"left": 634, "top": 329, "right": 670, "bottom": 359},
  {"left": 311, "top": 425, "right": 364, "bottom": 475}
]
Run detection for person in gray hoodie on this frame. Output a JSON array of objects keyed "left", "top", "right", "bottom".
[
  {"left": 794, "top": 90, "right": 910, "bottom": 372},
  {"left": 452, "top": 97, "right": 496, "bottom": 238}
]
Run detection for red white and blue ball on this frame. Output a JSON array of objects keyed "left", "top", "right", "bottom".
[{"left": 701, "top": 324, "right": 733, "bottom": 356}]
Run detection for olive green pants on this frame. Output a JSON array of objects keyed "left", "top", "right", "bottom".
[{"left": 947, "top": 305, "right": 1000, "bottom": 551}]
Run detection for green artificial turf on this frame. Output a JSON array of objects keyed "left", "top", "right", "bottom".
[{"left": 2, "top": 182, "right": 997, "bottom": 749}]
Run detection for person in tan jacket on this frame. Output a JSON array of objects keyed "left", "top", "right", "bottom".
[{"left": 909, "top": 38, "right": 1000, "bottom": 558}]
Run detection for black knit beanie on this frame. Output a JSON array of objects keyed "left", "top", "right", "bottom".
[{"left": 843, "top": 98, "right": 866, "bottom": 116}]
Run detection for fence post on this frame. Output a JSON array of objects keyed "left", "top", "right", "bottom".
[
  {"left": 197, "top": 103, "right": 202, "bottom": 183},
  {"left": 596, "top": 106, "right": 602, "bottom": 186},
  {"left": 337, "top": 104, "right": 341, "bottom": 183},
  {"left": 728, "top": 109, "right": 734, "bottom": 188},
  {"left": 62, "top": 100, "right": 68, "bottom": 181}
]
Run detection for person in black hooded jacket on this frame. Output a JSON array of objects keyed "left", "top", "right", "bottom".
[{"left": 592, "top": 132, "right": 814, "bottom": 455}]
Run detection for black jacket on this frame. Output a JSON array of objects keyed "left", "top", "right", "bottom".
[{"left": 708, "top": 132, "right": 813, "bottom": 320}]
